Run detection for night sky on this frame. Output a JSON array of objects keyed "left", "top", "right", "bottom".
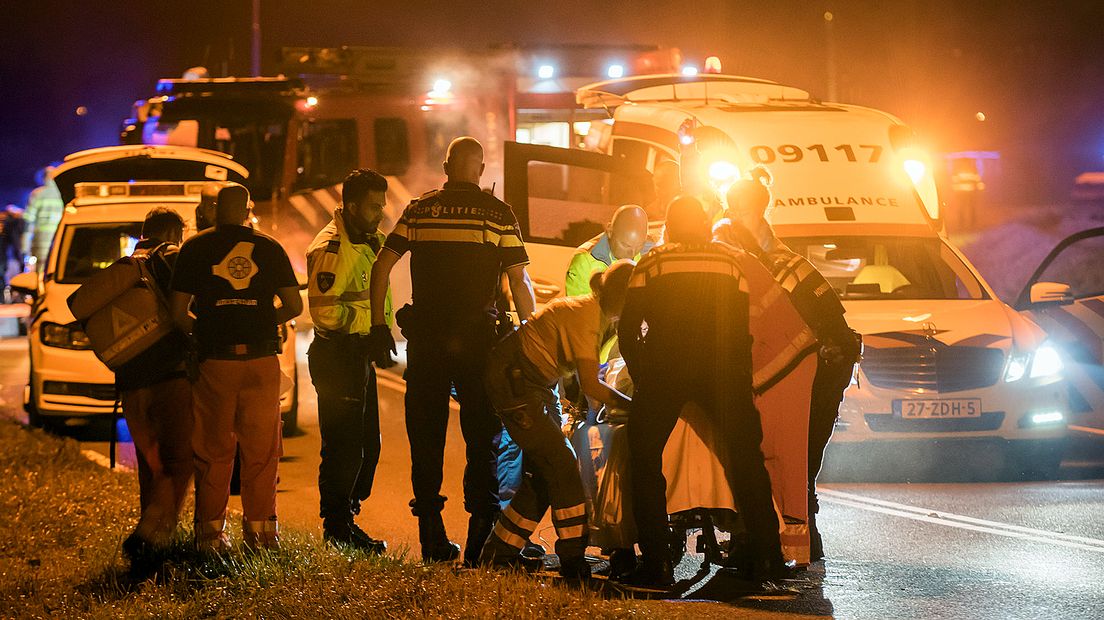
[{"left": 2, "top": 0, "right": 1102, "bottom": 204}]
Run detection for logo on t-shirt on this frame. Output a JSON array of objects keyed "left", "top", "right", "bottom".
[{"left": 213, "top": 241, "right": 258, "bottom": 291}]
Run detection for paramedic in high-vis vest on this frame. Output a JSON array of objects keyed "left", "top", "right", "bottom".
[
  {"left": 717, "top": 175, "right": 861, "bottom": 561},
  {"left": 564, "top": 205, "right": 652, "bottom": 296},
  {"left": 115, "top": 208, "right": 192, "bottom": 565},
  {"left": 306, "top": 169, "right": 392, "bottom": 554},
  {"left": 480, "top": 261, "right": 634, "bottom": 580},
  {"left": 170, "top": 182, "right": 302, "bottom": 553}
]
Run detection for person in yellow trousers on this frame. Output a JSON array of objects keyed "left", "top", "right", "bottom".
[{"left": 480, "top": 262, "right": 634, "bottom": 580}]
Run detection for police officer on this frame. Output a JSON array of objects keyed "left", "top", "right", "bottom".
[
  {"left": 564, "top": 205, "right": 652, "bottom": 297},
  {"left": 719, "top": 175, "right": 861, "bottom": 561},
  {"left": 368, "top": 137, "right": 536, "bottom": 565},
  {"left": 481, "top": 261, "right": 634, "bottom": 579},
  {"left": 306, "top": 169, "right": 392, "bottom": 553},
  {"left": 617, "top": 196, "right": 785, "bottom": 589},
  {"left": 170, "top": 182, "right": 302, "bottom": 552}
]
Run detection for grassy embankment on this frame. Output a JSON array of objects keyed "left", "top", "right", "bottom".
[{"left": 0, "top": 420, "right": 731, "bottom": 619}]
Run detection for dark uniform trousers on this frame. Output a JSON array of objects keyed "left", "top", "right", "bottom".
[
  {"left": 309, "top": 333, "right": 381, "bottom": 521},
  {"left": 404, "top": 323, "right": 501, "bottom": 519},
  {"left": 480, "top": 334, "right": 589, "bottom": 564},
  {"left": 629, "top": 367, "right": 783, "bottom": 569},
  {"left": 807, "top": 355, "right": 854, "bottom": 543}
]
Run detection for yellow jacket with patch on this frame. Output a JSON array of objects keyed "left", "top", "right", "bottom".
[{"left": 306, "top": 209, "right": 392, "bottom": 335}]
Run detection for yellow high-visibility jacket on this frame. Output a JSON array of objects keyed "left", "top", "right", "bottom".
[
  {"left": 306, "top": 209, "right": 392, "bottom": 334},
  {"left": 564, "top": 232, "right": 655, "bottom": 297}
]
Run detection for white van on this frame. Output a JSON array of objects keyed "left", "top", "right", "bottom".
[
  {"left": 12, "top": 146, "right": 301, "bottom": 432},
  {"left": 503, "top": 74, "right": 1070, "bottom": 478}
]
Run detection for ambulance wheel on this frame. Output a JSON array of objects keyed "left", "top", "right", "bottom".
[{"left": 281, "top": 368, "right": 299, "bottom": 437}]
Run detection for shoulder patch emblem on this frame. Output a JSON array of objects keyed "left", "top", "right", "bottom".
[{"left": 317, "top": 272, "right": 336, "bottom": 293}]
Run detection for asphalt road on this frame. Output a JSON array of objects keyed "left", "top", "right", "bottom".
[{"left": 3, "top": 330, "right": 1103, "bottom": 618}]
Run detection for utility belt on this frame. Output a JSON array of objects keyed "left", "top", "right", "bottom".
[
  {"left": 395, "top": 303, "right": 495, "bottom": 341},
  {"left": 313, "top": 328, "right": 370, "bottom": 345},
  {"left": 200, "top": 339, "right": 280, "bottom": 360},
  {"left": 487, "top": 332, "right": 558, "bottom": 430}
]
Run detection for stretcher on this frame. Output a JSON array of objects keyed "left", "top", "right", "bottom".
[{"left": 579, "top": 351, "right": 817, "bottom": 566}]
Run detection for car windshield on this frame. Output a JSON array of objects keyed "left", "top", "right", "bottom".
[
  {"left": 780, "top": 235, "right": 989, "bottom": 300},
  {"left": 56, "top": 222, "right": 142, "bottom": 284}
]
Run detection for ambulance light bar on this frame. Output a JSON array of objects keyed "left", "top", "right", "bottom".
[{"left": 74, "top": 182, "right": 206, "bottom": 199}]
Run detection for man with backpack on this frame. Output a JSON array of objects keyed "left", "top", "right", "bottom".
[{"left": 111, "top": 208, "right": 193, "bottom": 562}]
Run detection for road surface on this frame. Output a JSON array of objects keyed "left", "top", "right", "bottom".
[{"left": 2, "top": 331, "right": 1102, "bottom": 618}]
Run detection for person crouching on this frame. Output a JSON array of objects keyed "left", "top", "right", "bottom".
[{"left": 480, "top": 262, "right": 635, "bottom": 580}]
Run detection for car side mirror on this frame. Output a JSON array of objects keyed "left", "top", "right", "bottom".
[
  {"left": 9, "top": 271, "right": 39, "bottom": 298},
  {"left": 1029, "top": 281, "right": 1074, "bottom": 305}
]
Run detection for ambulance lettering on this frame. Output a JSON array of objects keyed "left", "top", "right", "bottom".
[
  {"left": 775, "top": 196, "right": 900, "bottom": 208},
  {"left": 213, "top": 241, "right": 258, "bottom": 291},
  {"left": 749, "top": 144, "right": 885, "bottom": 164}
]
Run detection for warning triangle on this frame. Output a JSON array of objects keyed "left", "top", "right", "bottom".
[{"left": 112, "top": 306, "right": 139, "bottom": 337}]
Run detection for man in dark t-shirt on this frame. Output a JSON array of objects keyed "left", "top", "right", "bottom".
[
  {"left": 170, "top": 182, "right": 302, "bottom": 553},
  {"left": 368, "top": 137, "right": 536, "bottom": 566},
  {"left": 113, "top": 208, "right": 193, "bottom": 564}
]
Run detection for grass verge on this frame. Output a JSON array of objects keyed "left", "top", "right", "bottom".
[{"left": 0, "top": 420, "right": 711, "bottom": 619}]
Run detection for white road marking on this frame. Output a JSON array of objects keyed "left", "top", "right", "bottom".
[
  {"left": 80, "top": 449, "right": 131, "bottom": 472},
  {"left": 376, "top": 370, "right": 460, "bottom": 411},
  {"left": 1069, "top": 424, "right": 1104, "bottom": 437},
  {"left": 820, "top": 488, "right": 1104, "bottom": 553}
]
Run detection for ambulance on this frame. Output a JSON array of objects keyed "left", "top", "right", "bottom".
[
  {"left": 11, "top": 146, "right": 302, "bottom": 433},
  {"left": 503, "top": 73, "right": 1071, "bottom": 479}
]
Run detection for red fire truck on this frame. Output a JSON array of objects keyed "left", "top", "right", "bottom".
[{"left": 121, "top": 45, "right": 681, "bottom": 269}]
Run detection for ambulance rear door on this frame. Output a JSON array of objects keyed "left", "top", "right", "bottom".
[
  {"left": 1016, "top": 226, "right": 1104, "bottom": 430},
  {"left": 503, "top": 141, "right": 653, "bottom": 303}
]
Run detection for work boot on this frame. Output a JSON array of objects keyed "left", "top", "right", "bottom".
[
  {"left": 323, "top": 517, "right": 387, "bottom": 554},
  {"left": 617, "top": 554, "right": 674, "bottom": 592},
  {"left": 195, "top": 520, "right": 232, "bottom": 555},
  {"left": 418, "top": 513, "right": 460, "bottom": 563},
  {"left": 608, "top": 547, "right": 637, "bottom": 580},
  {"left": 462, "top": 512, "right": 499, "bottom": 567},
  {"left": 809, "top": 526, "right": 825, "bottom": 562},
  {"left": 243, "top": 519, "right": 280, "bottom": 552}
]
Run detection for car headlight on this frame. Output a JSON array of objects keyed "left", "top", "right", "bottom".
[
  {"left": 1004, "top": 342, "right": 1064, "bottom": 382},
  {"left": 41, "top": 322, "right": 93, "bottom": 350},
  {"left": 1029, "top": 343, "right": 1063, "bottom": 379},
  {"left": 1004, "top": 353, "right": 1029, "bottom": 382}
]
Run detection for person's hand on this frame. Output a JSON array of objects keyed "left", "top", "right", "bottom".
[{"left": 368, "top": 324, "right": 397, "bottom": 369}]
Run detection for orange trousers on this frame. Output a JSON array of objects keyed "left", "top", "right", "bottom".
[
  {"left": 192, "top": 357, "right": 282, "bottom": 530},
  {"left": 120, "top": 376, "right": 194, "bottom": 544}
]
